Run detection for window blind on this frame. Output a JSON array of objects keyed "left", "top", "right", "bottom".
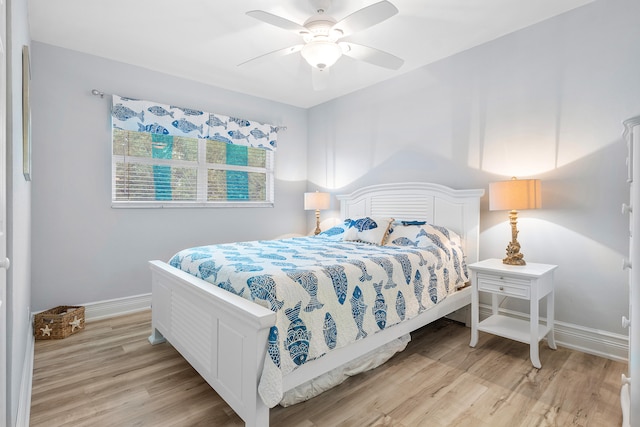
[{"left": 111, "top": 95, "right": 277, "bottom": 208}]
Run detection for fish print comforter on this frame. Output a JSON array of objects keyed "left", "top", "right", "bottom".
[{"left": 168, "top": 235, "right": 468, "bottom": 407}]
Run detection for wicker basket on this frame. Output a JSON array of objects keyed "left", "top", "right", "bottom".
[{"left": 34, "top": 306, "right": 85, "bottom": 340}]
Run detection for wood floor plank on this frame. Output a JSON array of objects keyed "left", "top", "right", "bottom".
[{"left": 30, "top": 310, "right": 624, "bottom": 426}]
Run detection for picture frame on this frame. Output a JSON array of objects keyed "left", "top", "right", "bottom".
[{"left": 22, "top": 45, "right": 31, "bottom": 181}]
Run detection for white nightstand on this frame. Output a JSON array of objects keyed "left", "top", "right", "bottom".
[{"left": 469, "top": 258, "right": 558, "bottom": 368}]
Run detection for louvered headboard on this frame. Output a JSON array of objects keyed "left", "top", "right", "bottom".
[{"left": 336, "top": 182, "right": 485, "bottom": 264}]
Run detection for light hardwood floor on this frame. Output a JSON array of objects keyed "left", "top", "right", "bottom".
[{"left": 30, "top": 310, "right": 624, "bottom": 426}]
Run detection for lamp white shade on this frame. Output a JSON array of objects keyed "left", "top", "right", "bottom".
[
  {"left": 489, "top": 178, "right": 541, "bottom": 211},
  {"left": 304, "top": 192, "right": 330, "bottom": 210}
]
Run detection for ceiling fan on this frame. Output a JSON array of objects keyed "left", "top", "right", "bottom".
[{"left": 240, "top": 0, "right": 404, "bottom": 89}]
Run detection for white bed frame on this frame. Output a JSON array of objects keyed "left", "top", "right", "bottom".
[{"left": 148, "top": 182, "right": 484, "bottom": 427}]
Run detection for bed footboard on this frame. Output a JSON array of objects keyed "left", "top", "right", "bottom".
[{"left": 149, "top": 260, "right": 276, "bottom": 427}]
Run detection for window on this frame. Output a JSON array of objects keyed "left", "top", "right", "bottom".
[{"left": 111, "top": 95, "right": 277, "bottom": 208}]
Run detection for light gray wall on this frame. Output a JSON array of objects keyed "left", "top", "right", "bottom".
[
  {"left": 7, "top": 0, "right": 31, "bottom": 425},
  {"left": 27, "top": 0, "right": 639, "bottom": 352},
  {"left": 307, "top": 0, "right": 639, "bottom": 334},
  {"left": 29, "top": 42, "right": 309, "bottom": 311}
]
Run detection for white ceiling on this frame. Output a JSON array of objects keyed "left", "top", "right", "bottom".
[{"left": 28, "top": 0, "right": 593, "bottom": 109}]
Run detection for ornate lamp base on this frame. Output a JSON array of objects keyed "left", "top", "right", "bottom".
[
  {"left": 314, "top": 209, "right": 321, "bottom": 235},
  {"left": 503, "top": 240, "right": 526, "bottom": 265},
  {"left": 503, "top": 209, "right": 526, "bottom": 265}
]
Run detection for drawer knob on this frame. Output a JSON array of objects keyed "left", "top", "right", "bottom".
[
  {"left": 623, "top": 203, "right": 633, "bottom": 214},
  {"left": 623, "top": 258, "right": 632, "bottom": 270},
  {"left": 623, "top": 316, "right": 631, "bottom": 328},
  {"left": 499, "top": 286, "right": 504, "bottom": 291}
]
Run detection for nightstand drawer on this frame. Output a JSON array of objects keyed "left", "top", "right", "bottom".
[{"left": 477, "top": 274, "right": 531, "bottom": 299}]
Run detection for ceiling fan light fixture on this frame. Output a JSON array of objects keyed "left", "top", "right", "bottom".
[
  {"left": 301, "top": 40, "right": 342, "bottom": 69},
  {"left": 243, "top": 1, "right": 404, "bottom": 76}
]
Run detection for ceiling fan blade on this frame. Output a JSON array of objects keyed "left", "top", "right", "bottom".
[
  {"left": 332, "top": 1, "right": 398, "bottom": 38},
  {"left": 246, "top": 10, "right": 308, "bottom": 35},
  {"left": 340, "top": 42, "right": 404, "bottom": 70},
  {"left": 238, "top": 45, "right": 304, "bottom": 67},
  {"left": 312, "top": 67, "right": 330, "bottom": 91}
]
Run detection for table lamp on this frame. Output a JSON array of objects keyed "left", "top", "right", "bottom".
[
  {"left": 304, "top": 191, "right": 330, "bottom": 235},
  {"left": 489, "top": 177, "right": 541, "bottom": 265}
]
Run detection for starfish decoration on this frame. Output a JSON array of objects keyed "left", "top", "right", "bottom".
[
  {"left": 69, "top": 316, "right": 83, "bottom": 332},
  {"left": 40, "top": 324, "right": 52, "bottom": 337}
]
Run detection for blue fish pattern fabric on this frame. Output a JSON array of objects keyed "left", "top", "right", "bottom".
[
  {"left": 188, "top": 252, "right": 212, "bottom": 261},
  {"left": 111, "top": 94, "right": 278, "bottom": 150},
  {"left": 344, "top": 259, "right": 373, "bottom": 282},
  {"left": 168, "top": 254, "right": 183, "bottom": 269},
  {"left": 199, "top": 261, "right": 221, "bottom": 281},
  {"left": 372, "top": 281, "right": 387, "bottom": 330},
  {"left": 228, "top": 130, "right": 250, "bottom": 142},
  {"left": 413, "top": 270, "right": 427, "bottom": 312},
  {"left": 366, "top": 256, "right": 397, "bottom": 289},
  {"left": 247, "top": 275, "right": 284, "bottom": 311},
  {"left": 285, "top": 270, "right": 324, "bottom": 313},
  {"left": 285, "top": 302, "right": 311, "bottom": 366},
  {"left": 250, "top": 128, "right": 269, "bottom": 140},
  {"left": 321, "top": 264, "right": 349, "bottom": 305},
  {"left": 418, "top": 229, "right": 451, "bottom": 259},
  {"left": 168, "top": 233, "right": 468, "bottom": 407},
  {"left": 427, "top": 265, "right": 439, "bottom": 304},
  {"left": 268, "top": 326, "right": 281, "bottom": 368},
  {"left": 147, "top": 105, "right": 174, "bottom": 118},
  {"left": 171, "top": 106, "right": 204, "bottom": 116},
  {"left": 171, "top": 118, "right": 203, "bottom": 135},
  {"left": 423, "top": 246, "right": 443, "bottom": 269},
  {"left": 387, "top": 221, "right": 469, "bottom": 291},
  {"left": 395, "top": 291, "right": 406, "bottom": 322},
  {"left": 138, "top": 122, "right": 170, "bottom": 135},
  {"left": 323, "top": 312, "right": 337, "bottom": 350},
  {"left": 347, "top": 217, "right": 379, "bottom": 232},
  {"left": 391, "top": 237, "right": 418, "bottom": 247},
  {"left": 350, "top": 286, "right": 368, "bottom": 340},
  {"left": 451, "top": 247, "right": 466, "bottom": 287},
  {"left": 318, "top": 226, "right": 346, "bottom": 237},
  {"left": 230, "top": 117, "right": 251, "bottom": 127},
  {"left": 443, "top": 268, "right": 450, "bottom": 293},
  {"left": 112, "top": 103, "right": 144, "bottom": 122},
  {"left": 393, "top": 254, "right": 413, "bottom": 285},
  {"left": 217, "top": 278, "right": 245, "bottom": 297},
  {"left": 207, "top": 116, "right": 227, "bottom": 129},
  {"left": 210, "top": 132, "right": 233, "bottom": 144}
]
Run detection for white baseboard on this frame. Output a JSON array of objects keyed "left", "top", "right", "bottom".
[
  {"left": 15, "top": 318, "right": 34, "bottom": 427},
  {"left": 68, "top": 295, "right": 634, "bottom": 361},
  {"left": 479, "top": 305, "right": 628, "bottom": 362},
  {"left": 83, "top": 293, "right": 151, "bottom": 322}
]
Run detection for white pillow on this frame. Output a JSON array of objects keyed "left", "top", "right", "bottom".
[
  {"left": 341, "top": 217, "right": 394, "bottom": 245},
  {"left": 386, "top": 221, "right": 462, "bottom": 249},
  {"left": 386, "top": 221, "right": 469, "bottom": 285}
]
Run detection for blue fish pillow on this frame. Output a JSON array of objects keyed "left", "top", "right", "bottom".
[
  {"left": 386, "top": 221, "right": 463, "bottom": 250},
  {"left": 341, "top": 216, "right": 394, "bottom": 245}
]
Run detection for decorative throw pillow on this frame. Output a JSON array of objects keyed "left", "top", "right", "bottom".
[
  {"left": 386, "top": 221, "right": 469, "bottom": 285},
  {"left": 385, "top": 222, "right": 424, "bottom": 248},
  {"left": 386, "top": 221, "right": 463, "bottom": 249},
  {"left": 341, "top": 216, "right": 394, "bottom": 245}
]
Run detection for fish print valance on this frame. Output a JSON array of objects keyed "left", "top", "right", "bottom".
[{"left": 111, "top": 95, "right": 278, "bottom": 151}]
